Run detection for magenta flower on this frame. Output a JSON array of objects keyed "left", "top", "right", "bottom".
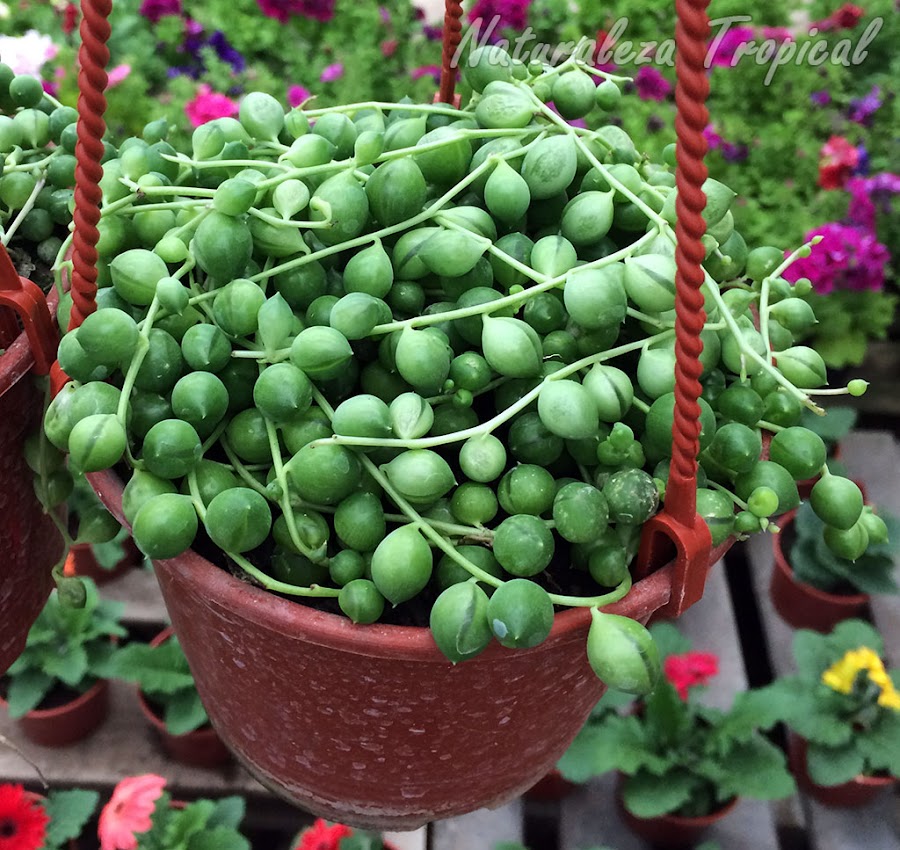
[
  {"left": 320, "top": 63, "right": 344, "bottom": 83},
  {"left": 139, "top": 0, "right": 181, "bottom": 23},
  {"left": 783, "top": 223, "right": 891, "bottom": 294},
  {"left": 288, "top": 84, "right": 311, "bottom": 107},
  {"left": 107, "top": 64, "right": 131, "bottom": 88},
  {"left": 185, "top": 84, "right": 240, "bottom": 127},
  {"left": 847, "top": 173, "right": 900, "bottom": 232},
  {"left": 708, "top": 26, "right": 754, "bottom": 67},
  {"left": 761, "top": 26, "right": 793, "bottom": 43},
  {"left": 634, "top": 66, "right": 672, "bottom": 102},
  {"left": 468, "top": 0, "right": 529, "bottom": 32},
  {"left": 295, "top": 0, "right": 335, "bottom": 22},
  {"left": 702, "top": 124, "right": 748, "bottom": 163},
  {"left": 810, "top": 90, "right": 831, "bottom": 107},
  {"left": 411, "top": 64, "right": 442, "bottom": 83}
]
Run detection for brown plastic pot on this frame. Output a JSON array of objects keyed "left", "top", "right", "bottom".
[
  {"left": 616, "top": 775, "right": 738, "bottom": 849},
  {"left": 64, "top": 538, "right": 141, "bottom": 585},
  {"left": 770, "top": 511, "right": 870, "bottom": 633},
  {"left": 787, "top": 733, "right": 895, "bottom": 807},
  {"left": 136, "top": 627, "right": 232, "bottom": 769},
  {"left": 0, "top": 287, "right": 62, "bottom": 676},
  {"left": 1, "top": 677, "right": 110, "bottom": 747},
  {"left": 87, "top": 467, "right": 734, "bottom": 830}
]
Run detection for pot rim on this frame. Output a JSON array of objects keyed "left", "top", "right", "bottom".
[
  {"left": 773, "top": 512, "right": 871, "bottom": 606},
  {"left": 615, "top": 772, "right": 739, "bottom": 824},
  {"left": 789, "top": 732, "right": 896, "bottom": 789},
  {"left": 87, "top": 471, "right": 733, "bottom": 663},
  {"left": 0, "top": 286, "right": 59, "bottom": 396},
  {"left": 1, "top": 675, "right": 107, "bottom": 721}
]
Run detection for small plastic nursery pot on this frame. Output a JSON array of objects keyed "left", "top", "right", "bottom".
[
  {"left": 88, "top": 467, "right": 734, "bottom": 831},
  {"left": 615, "top": 774, "right": 738, "bottom": 850},
  {"left": 0, "top": 677, "right": 110, "bottom": 747},
  {"left": 135, "top": 627, "right": 232, "bottom": 769},
  {"left": 770, "top": 509, "right": 870, "bottom": 633},
  {"left": 0, "top": 285, "right": 62, "bottom": 676},
  {"left": 787, "top": 733, "right": 896, "bottom": 808}
]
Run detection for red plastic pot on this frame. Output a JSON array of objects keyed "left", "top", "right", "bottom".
[
  {"left": 136, "top": 627, "right": 232, "bottom": 769},
  {"left": 1, "top": 677, "right": 110, "bottom": 747},
  {"left": 615, "top": 775, "right": 738, "bottom": 849},
  {"left": 0, "top": 254, "right": 62, "bottom": 676},
  {"left": 787, "top": 733, "right": 895, "bottom": 808},
  {"left": 770, "top": 511, "right": 870, "bottom": 633},
  {"left": 88, "top": 468, "right": 732, "bottom": 830}
]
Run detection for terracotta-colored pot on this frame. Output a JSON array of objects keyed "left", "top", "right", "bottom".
[
  {"left": 86, "top": 468, "right": 734, "bottom": 830},
  {"left": 1, "top": 677, "right": 110, "bottom": 747},
  {"left": 787, "top": 733, "right": 895, "bottom": 807},
  {"left": 770, "top": 511, "right": 870, "bottom": 633},
  {"left": 64, "top": 538, "right": 141, "bottom": 585},
  {"left": 136, "top": 627, "right": 232, "bottom": 769},
  {"left": 523, "top": 768, "right": 578, "bottom": 802},
  {"left": 0, "top": 287, "right": 62, "bottom": 676},
  {"left": 616, "top": 775, "right": 738, "bottom": 849}
]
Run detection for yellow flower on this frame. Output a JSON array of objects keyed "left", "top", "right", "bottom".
[{"left": 821, "top": 646, "right": 900, "bottom": 712}]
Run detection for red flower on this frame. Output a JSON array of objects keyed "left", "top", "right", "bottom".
[
  {"left": 664, "top": 651, "right": 719, "bottom": 699},
  {"left": 818, "top": 135, "right": 860, "bottom": 189},
  {"left": 820, "top": 3, "right": 865, "bottom": 30},
  {"left": 293, "top": 819, "right": 354, "bottom": 850},
  {"left": 0, "top": 785, "right": 49, "bottom": 850},
  {"left": 61, "top": 3, "right": 79, "bottom": 35}
]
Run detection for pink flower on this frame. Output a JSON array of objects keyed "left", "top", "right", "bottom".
[
  {"left": 288, "top": 84, "right": 311, "bottom": 108},
  {"left": 98, "top": 775, "right": 166, "bottom": 850},
  {"left": 185, "top": 84, "right": 240, "bottom": 128},
  {"left": 783, "top": 222, "right": 891, "bottom": 294},
  {"left": 256, "top": 0, "right": 334, "bottom": 22},
  {"left": 468, "top": 0, "right": 530, "bottom": 32},
  {"left": 319, "top": 63, "right": 344, "bottom": 83},
  {"left": 708, "top": 26, "right": 754, "bottom": 67},
  {"left": 107, "top": 64, "right": 131, "bottom": 88},
  {"left": 664, "top": 651, "right": 719, "bottom": 700},
  {"left": 410, "top": 64, "right": 442, "bottom": 83},
  {"left": 762, "top": 26, "right": 793, "bottom": 43},
  {"left": 381, "top": 38, "right": 398, "bottom": 57},
  {"left": 634, "top": 66, "right": 672, "bottom": 102},
  {"left": 818, "top": 135, "right": 859, "bottom": 190}
]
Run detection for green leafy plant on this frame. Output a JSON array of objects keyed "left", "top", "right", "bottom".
[
  {"left": 754, "top": 619, "right": 900, "bottom": 785},
  {"left": 110, "top": 633, "right": 209, "bottom": 735},
  {"left": 558, "top": 624, "right": 795, "bottom": 818},
  {"left": 2, "top": 581, "right": 125, "bottom": 717},
  {"left": 787, "top": 499, "right": 899, "bottom": 595},
  {"left": 41, "top": 788, "right": 101, "bottom": 850}
]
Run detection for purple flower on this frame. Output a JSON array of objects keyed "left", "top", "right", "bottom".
[
  {"left": 634, "top": 66, "right": 672, "bottom": 102},
  {"left": 810, "top": 90, "right": 831, "bottom": 107},
  {"left": 783, "top": 222, "right": 891, "bottom": 294},
  {"left": 855, "top": 143, "right": 870, "bottom": 176},
  {"left": 288, "top": 84, "right": 312, "bottom": 107},
  {"left": 423, "top": 24, "right": 443, "bottom": 40},
  {"left": 847, "top": 173, "right": 900, "bottom": 230},
  {"left": 208, "top": 30, "right": 245, "bottom": 72},
  {"left": 848, "top": 85, "right": 882, "bottom": 126},
  {"left": 468, "top": 0, "right": 529, "bottom": 33},
  {"left": 411, "top": 64, "right": 442, "bottom": 83},
  {"left": 139, "top": 0, "right": 181, "bottom": 23},
  {"left": 320, "top": 62, "right": 344, "bottom": 83},
  {"left": 708, "top": 26, "right": 754, "bottom": 67},
  {"left": 703, "top": 124, "right": 747, "bottom": 162},
  {"left": 379, "top": 6, "right": 391, "bottom": 24}
]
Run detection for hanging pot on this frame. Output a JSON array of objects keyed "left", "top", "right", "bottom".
[
  {"left": 0, "top": 247, "right": 62, "bottom": 676},
  {"left": 136, "top": 627, "right": 232, "bottom": 769},
  {"left": 88, "top": 466, "right": 733, "bottom": 830},
  {"left": 787, "top": 733, "right": 895, "bottom": 808},
  {"left": 1, "top": 677, "right": 110, "bottom": 747},
  {"left": 770, "top": 510, "right": 870, "bottom": 633},
  {"left": 615, "top": 774, "right": 738, "bottom": 849}
]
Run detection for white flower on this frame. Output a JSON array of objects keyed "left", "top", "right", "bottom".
[
  {"left": 0, "top": 4, "right": 10, "bottom": 21},
  {"left": 0, "top": 30, "right": 60, "bottom": 77}
]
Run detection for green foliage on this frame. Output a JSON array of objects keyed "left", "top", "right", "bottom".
[
  {"left": 136, "top": 792, "right": 250, "bottom": 850},
  {"left": 4, "top": 582, "right": 126, "bottom": 718},
  {"left": 40, "top": 789, "right": 100, "bottom": 850},
  {"left": 110, "top": 634, "right": 208, "bottom": 734},
  {"left": 789, "top": 500, "right": 900, "bottom": 594},
  {"left": 558, "top": 625, "right": 794, "bottom": 815},
  {"left": 755, "top": 620, "right": 900, "bottom": 785}
]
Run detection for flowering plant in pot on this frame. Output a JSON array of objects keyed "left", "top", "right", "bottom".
[
  {"left": 109, "top": 627, "right": 231, "bottom": 768},
  {"left": 0, "top": 783, "right": 99, "bottom": 850},
  {"left": 291, "top": 819, "right": 400, "bottom": 850},
  {"left": 0, "top": 579, "right": 125, "bottom": 745},
  {"left": 771, "top": 497, "right": 899, "bottom": 632},
  {"left": 753, "top": 618, "right": 900, "bottom": 807},
  {"left": 97, "top": 774, "right": 251, "bottom": 850},
  {"left": 557, "top": 626, "right": 795, "bottom": 846},
  {"left": 41, "top": 21, "right": 881, "bottom": 824}
]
